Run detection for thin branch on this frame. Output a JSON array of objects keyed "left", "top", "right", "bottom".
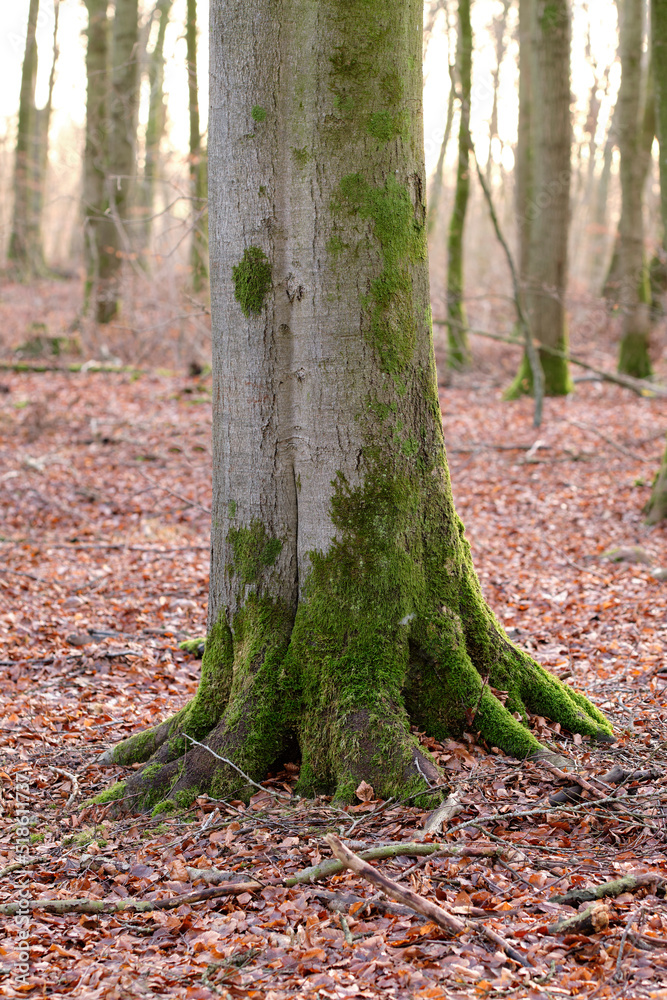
[
  {"left": 182, "top": 735, "right": 289, "bottom": 798},
  {"left": 433, "top": 321, "right": 667, "bottom": 398},
  {"left": 325, "top": 834, "right": 533, "bottom": 968}
]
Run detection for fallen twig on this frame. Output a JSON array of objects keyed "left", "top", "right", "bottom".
[
  {"left": 190, "top": 839, "right": 503, "bottom": 887},
  {"left": 324, "top": 834, "right": 532, "bottom": 968},
  {"left": 548, "top": 901, "right": 610, "bottom": 936},
  {"left": 49, "top": 766, "right": 79, "bottom": 810},
  {"left": 0, "top": 881, "right": 263, "bottom": 916},
  {"left": 551, "top": 874, "right": 665, "bottom": 907},
  {"left": 616, "top": 908, "right": 645, "bottom": 979},
  {"left": 0, "top": 839, "right": 503, "bottom": 916},
  {"left": 182, "top": 735, "right": 290, "bottom": 799},
  {"left": 417, "top": 790, "right": 464, "bottom": 840}
]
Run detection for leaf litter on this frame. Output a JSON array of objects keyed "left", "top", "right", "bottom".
[{"left": 1, "top": 295, "right": 667, "bottom": 998}]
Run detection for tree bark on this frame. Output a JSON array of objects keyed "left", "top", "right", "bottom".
[
  {"left": 616, "top": 0, "right": 652, "bottom": 378},
  {"left": 83, "top": 0, "right": 110, "bottom": 316},
  {"left": 506, "top": 0, "right": 572, "bottom": 399},
  {"left": 8, "top": 0, "right": 44, "bottom": 277},
  {"left": 96, "top": 0, "right": 612, "bottom": 816},
  {"left": 445, "top": 0, "right": 472, "bottom": 369},
  {"left": 186, "top": 0, "right": 208, "bottom": 291},
  {"left": 95, "top": 0, "right": 140, "bottom": 323},
  {"left": 136, "top": 0, "right": 174, "bottom": 258},
  {"left": 645, "top": 0, "right": 667, "bottom": 524}
]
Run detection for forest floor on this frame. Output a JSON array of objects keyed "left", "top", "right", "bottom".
[{"left": 1, "top": 277, "right": 667, "bottom": 998}]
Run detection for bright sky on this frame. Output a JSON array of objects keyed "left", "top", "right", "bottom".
[
  {"left": 0, "top": 0, "right": 210, "bottom": 150},
  {"left": 0, "top": 0, "right": 620, "bottom": 171}
]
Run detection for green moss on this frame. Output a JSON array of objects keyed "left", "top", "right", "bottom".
[
  {"left": 326, "top": 235, "right": 348, "bottom": 256},
  {"left": 228, "top": 500, "right": 237, "bottom": 518},
  {"left": 179, "top": 637, "right": 205, "bottom": 657},
  {"left": 228, "top": 519, "right": 283, "bottom": 585},
  {"left": 93, "top": 781, "right": 127, "bottom": 805},
  {"left": 142, "top": 764, "right": 163, "bottom": 780},
  {"left": 367, "top": 110, "right": 406, "bottom": 142},
  {"left": 336, "top": 173, "right": 426, "bottom": 372},
  {"left": 232, "top": 247, "right": 272, "bottom": 318},
  {"left": 292, "top": 146, "right": 310, "bottom": 167},
  {"left": 618, "top": 331, "right": 652, "bottom": 379},
  {"left": 251, "top": 105, "right": 267, "bottom": 122},
  {"left": 151, "top": 798, "right": 177, "bottom": 816},
  {"left": 505, "top": 346, "right": 573, "bottom": 399}
]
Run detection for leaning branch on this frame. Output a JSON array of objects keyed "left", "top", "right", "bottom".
[
  {"left": 325, "top": 834, "right": 532, "bottom": 968},
  {"left": 433, "top": 321, "right": 667, "bottom": 398}
]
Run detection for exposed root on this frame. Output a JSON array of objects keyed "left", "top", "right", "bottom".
[{"left": 95, "top": 591, "right": 612, "bottom": 815}]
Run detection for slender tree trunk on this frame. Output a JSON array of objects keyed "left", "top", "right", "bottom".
[
  {"left": 32, "top": 0, "right": 60, "bottom": 270},
  {"left": 427, "top": 77, "right": 455, "bottom": 237},
  {"left": 506, "top": 0, "right": 572, "bottom": 399},
  {"left": 8, "top": 0, "right": 42, "bottom": 276},
  {"left": 83, "top": 0, "right": 110, "bottom": 315},
  {"left": 445, "top": 0, "right": 472, "bottom": 369},
  {"left": 515, "top": 0, "right": 533, "bottom": 297},
  {"left": 486, "top": 0, "right": 511, "bottom": 186},
  {"left": 645, "top": 0, "right": 667, "bottom": 523},
  {"left": 95, "top": 0, "right": 140, "bottom": 324},
  {"left": 616, "top": 0, "right": 652, "bottom": 377},
  {"left": 136, "top": 0, "right": 173, "bottom": 258},
  {"left": 187, "top": 0, "right": 208, "bottom": 291},
  {"left": 96, "top": 0, "right": 611, "bottom": 815}
]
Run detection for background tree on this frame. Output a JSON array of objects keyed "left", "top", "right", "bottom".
[
  {"left": 445, "top": 0, "right": 472, "bottom": 369},
  {"left": 97, "top": 0, "right": 612, "bottom": 813},
  {"left": 506, "top": 0, "right": 572, "bottom": 399},
  {"left": 615, "top": 0, "right": 652, "bottom": 378},
  {"left": 645, "top": 0, "right": 667, "bottom": 524},
  {"left": 93, "top": 0, "right": 141, "bottom": 323},
  {"left": 82, "top": 0, "right": 110, "bottom": 314},
  {"left": 136, "top": 0, "right": 174, "bottom": 257},
  {"left": 186, "top": 0, "right": 208, "bottom": 291},
  {"left": 8, "top": 0, "right": 45, "bottom": 277}
]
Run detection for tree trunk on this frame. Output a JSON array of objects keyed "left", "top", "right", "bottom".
[
  {"left": 445, "top": 0, "right": 472, "bottom": 369},
  {"left": 187, "top": 0, "right": 208, "bottom": 291},
  {"left": 95, "top": 0, "right": 140, "bottom": 324},
  {"left": 136, "top": 0, "right": 173, "bottom": 258},
  {"left": 506, "top": 0, "right": 572, "bottom": 399},
  {"left": 82, "top": 0, "right": 110, "bottom": 316},
  {"left": 8, "top": 0, "right": 43, "bottom": 277},
  {"left": 616, "top": 0, "right": 652, "bottom": 378},
  {"left": 97, "top": 0, "right": 612, "bottom": 816},
  {"left": 645, "top": 0, "right": 667, "bottom": 524}
]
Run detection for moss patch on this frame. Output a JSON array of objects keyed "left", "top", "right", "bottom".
[
  {"left": 232, "top": 247, "right": 272, "bottom": 317},
  {"left": 93, "top": 781, "right": 127, "bottom": 805},
  {"left": 336, "top": 173, "right": 426, "bottom": 372},
  {"left": 228, "top": 520, "right": 283, "bottom": 585},
  {"left": 251, "top": 105, "right": 267, "bottom": 122}
]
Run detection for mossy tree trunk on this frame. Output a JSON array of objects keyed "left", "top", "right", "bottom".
[
  {"left": 8, "top": 0, "right": 44, "bottom": 277},
  {"left": 645, "top": 0, "right": 667, "bottom": 524},
  {"left": 83, "top": 0, "right": 110, "bottom": 316},
  {"left": 94, "top": 0, "right": 140, "bottom": 323},
  {"left": 616, "top": 0, "right": 652, "bottom": 378},
  {"left": 97, "top": 0, "right": 612, "bottom": 816},
  {"left": 506, "top": 0, "right": 572, "bottom": 399},
  {"left": 445, "top": 0, "right": 472, "bottom": 370},
  {"left": 186, "top": 0, "right": 208, "bottom": 291}
]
